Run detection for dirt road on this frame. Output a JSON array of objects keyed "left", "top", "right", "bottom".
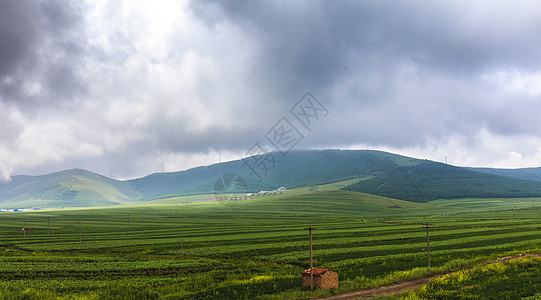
[{"left": 311, "top": 253, "right": 540, "bottom": 300}]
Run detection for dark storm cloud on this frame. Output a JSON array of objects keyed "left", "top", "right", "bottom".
[
  {"left": 0, "top": 1, "right": 36, "bottom": 77},
  {"left": 191, "top": 0, "right": 541, "bottom": 149},
  {"left": 197, "top": 0, "right": 541, "bottom": 84},
  {"left": 0, "top": 0, "right": 86, "bottom": 106},
  {"left": 143, "top": 122, "right": 263, "bottom": 154}
]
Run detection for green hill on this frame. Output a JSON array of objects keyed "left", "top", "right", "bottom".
[
  {"left": 127, "top": 149, "right": 420, "bottom": 199},
  {"left": 0, "top": 169, "right": 140, "bottom": 208},
  {"left": 470, "top": 167, "right": 541, "bottom": 181},
  {"left": 344, "top": 160, "right": 541, "bottom": 202}
]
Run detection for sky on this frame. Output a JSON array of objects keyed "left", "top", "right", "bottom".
[{"left": 2, "top": 0, "right": 541, "bottom": 181}]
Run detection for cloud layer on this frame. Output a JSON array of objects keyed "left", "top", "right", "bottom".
[{"left": 1, "top": 0, "right": 541, "bottom": 180}]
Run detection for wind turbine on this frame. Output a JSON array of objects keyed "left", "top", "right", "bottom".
[{"left": 442, "top": 154, "right": 448, "bottom": 164}]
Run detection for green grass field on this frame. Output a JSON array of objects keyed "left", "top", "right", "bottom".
[{"left": 2, "top": 185, "right": 541, "bottom": 299}]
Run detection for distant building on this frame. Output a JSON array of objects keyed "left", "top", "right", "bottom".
[
  {"left": 302, "top": 268, "right": 338, "bottom": 289},
  {"left": 257, "top": 187, "right": 287, "bottom": 195}
]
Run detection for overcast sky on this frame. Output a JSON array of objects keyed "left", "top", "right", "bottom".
[{"left": 2, "top": 0, "right": 541, "bottom": 180}]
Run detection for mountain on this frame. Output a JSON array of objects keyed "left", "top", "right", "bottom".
[
  {"left": 0, "top": 169, "right": 140, "bottom": 208},
  {"left": 3, "top": 149, "right": 541, "bottom": 208},
  {"left": 344, "top": 160, "right": 541, "bottom": 202},
  {"left": 470, "top": 167, "right": 541, "bottom": 182},
  {"left": 128, "top": 149, "right": 418, "bottom": 199}
]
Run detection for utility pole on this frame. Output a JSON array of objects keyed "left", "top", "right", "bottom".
[
  {"left": 23, "top": 220, "right": 26, "bottom": 238},
  {"left": 79, "top": 222, "right": 82, "bottom": 244},
  {"left": 181, "top": 226, "right": 184, "bottom": 255},
  {"left": 426, "top": 222, "right": 430, "bottom": 268},
  {"left": 305, "top": 225, "right": 314, "bottom": 291}
]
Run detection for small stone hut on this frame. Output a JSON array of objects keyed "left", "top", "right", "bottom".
[{"left": 302, "top": 268, "right": 338, "bottom": 289}]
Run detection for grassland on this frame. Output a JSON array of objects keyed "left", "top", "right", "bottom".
[
  {"left": 2, "top": 185, "right": 541, "bottom": 299},
  {"left": 408, "top": 255, "right": 541, "bottom": 299}
]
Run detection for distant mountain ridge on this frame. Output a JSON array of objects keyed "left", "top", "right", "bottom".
[
  {"left": 345, "top": 161, "right": 541, "bottom": 202},
  {"left": 0, "top": 169, "right": 141, "bottom": 208},
  {"left": 128, "top": 149, "right": 421, "bottom": 199},
  {"left": 470, "top": 167, "right": 541, "bottom": 182},
  {"left": 2, "top": 150, "right": 541, "bottom": 208}
]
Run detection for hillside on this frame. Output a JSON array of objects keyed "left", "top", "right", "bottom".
[
  {"left": 3, "top": 149, "right": 541, "bottom": 208},
  {"left": 0, "top": 169, "right": 140, "bottom": 208},
  {"left": 344, "top": 160, "right": 541, "bottom": 202},
  {"left": 128, "top": 149, "right": 418, "bottom": 199},
  {"left": 471, "top": 167, "right": 541, "bottom": 181}
]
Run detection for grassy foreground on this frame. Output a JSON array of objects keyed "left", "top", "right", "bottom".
[{"left": 1, "top": 188, "right": 541, "bottom": 299}]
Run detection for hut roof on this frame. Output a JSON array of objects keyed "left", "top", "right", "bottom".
[{"left": 302, "top": 267, "right": 334, "bottom": 276}]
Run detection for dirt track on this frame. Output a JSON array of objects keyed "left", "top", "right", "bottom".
[
  {"left": 311, "top": 253, "right": 540, "bottom": 300},
  {"left": 311, "top": 275, "right": 440, "bottom": 299}
]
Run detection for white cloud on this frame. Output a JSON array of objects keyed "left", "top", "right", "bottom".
[{"left": 482, "top": 70, "right": 541, "bottom": 96}]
